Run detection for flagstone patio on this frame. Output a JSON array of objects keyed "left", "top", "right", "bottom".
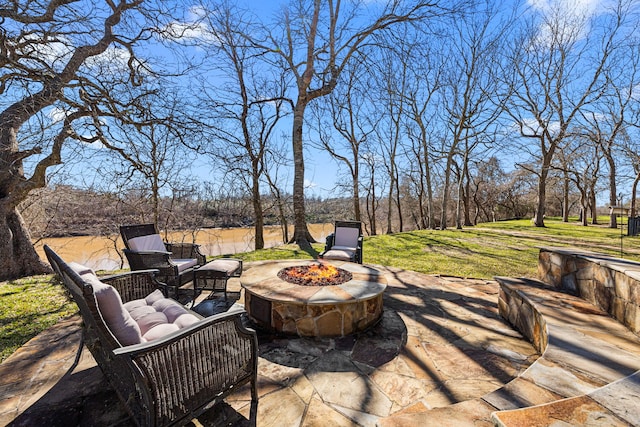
[{"left": 1, "top": 261, "right": 637, "bottom": 426}]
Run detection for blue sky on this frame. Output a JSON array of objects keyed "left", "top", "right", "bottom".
[
  {"left": 156, "top": 0, "right": 640, "bottom": 202},
  {"left": 27, "top": 0, "right": 639, "bottom": 204}
]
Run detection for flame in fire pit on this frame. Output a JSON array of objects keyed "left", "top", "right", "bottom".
[{"left": 278, "top": 262, "right": 352, "bottom": 286}]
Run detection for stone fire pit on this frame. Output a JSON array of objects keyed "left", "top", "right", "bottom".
[{"left": 240, "top": 260, "right": 386, "bottom": 337}]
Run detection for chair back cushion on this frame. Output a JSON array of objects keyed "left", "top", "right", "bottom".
[
  {"left": 334, "top": 227, "right": 360, "bottom": 250},
  {"left": 127, "top": 234, "right": 166, "bottom": 252},
  {"left": 81, "top": 273, "right": 144, "bottom": 346},
  {"left": 68, "top": 262, "right": 95, "bottom": 276}
]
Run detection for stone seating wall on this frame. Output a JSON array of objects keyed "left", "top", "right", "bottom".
[
  {"left": 489, "top": 247, "right": 640, "bottom": 426},
  {"left": 538, "top": 246, "right": 640, "bottom": 336}
]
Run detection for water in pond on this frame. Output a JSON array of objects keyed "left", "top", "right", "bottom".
[{"left": 35, "top": 223, "right": 333, "bottom": 271}]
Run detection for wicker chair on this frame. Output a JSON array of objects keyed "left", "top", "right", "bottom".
[
  {"left": 44, "top": 245, "right": 258, "bottom": 427},
  {"left": 319, "top": 220, "right": 363, "bottom": 264},
  {"left": 120, "top": 224, "right": 207, "bottom": 298}
]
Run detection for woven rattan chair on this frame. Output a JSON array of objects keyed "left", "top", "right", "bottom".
[
  {"left": 44, "top": 245, "right": 258, "bottom": 427},
  {"left": 319, "top": 220, "right": 363, "bottom": 264},
  {"left": 120, "top": 224, "right": 207, "bottom": 298}
]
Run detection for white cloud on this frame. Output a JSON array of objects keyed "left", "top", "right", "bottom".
[
  {"left": 304, "top": 179, "right": 317, "bottom": 189},
  {"left": 163, "top": 21, "right": 218, "bottom": 44},
  {"left": 528, "top": 0, "right": 599, "bottom": 15},
  {"left": 161, "top": 7, "right": 221, "bottom": 46},
  {"left": 516, "top": 117, "right": 561, "bottom": 136},
  {"left": 14, "top": 34, "right": 73, "bottom": 71},
  {"left": 84, "top": 46, "right": 141, "bottom": 74},
  {"left": 48, "top": 107, "right": 68, "bottom": 124},
  {"left": 631, "top": 83, "right": 640, "bottom": 101},
  {"left": 527, "top": 0, "right": 610, "bottom": 47},
  {"left": 187, "top": 5, "right": 209, "bottom": 21}
]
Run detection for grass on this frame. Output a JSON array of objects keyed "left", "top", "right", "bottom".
[
  {"left": 0, "top": 275, "right": 77, "bottom": 362},
  {"left": 3, "top": 217, "right": 640, "bottom": 363}
]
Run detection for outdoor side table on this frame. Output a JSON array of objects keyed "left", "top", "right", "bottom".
[{"left": 193, "top": 258, "right": 243, "bottom": 301}]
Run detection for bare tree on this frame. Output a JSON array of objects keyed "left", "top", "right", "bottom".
[
  {"left": 469, "top": 156, "right": 507, "bottom": 223},
  {"left": 94, "top": 87, "right": 194, "bottom": 228},
  {"left": 0, "top": 0, "right": 170, "bottom": 280},
  {"left": 503, "top": 1, "right": 631, "bottom": 227},
  {"left": 361, "top": 149, "right": 384, "bottom": 236},
  {"left": 404, "top": 42, "right": 443, "bottom": 230},
  {"left": 372, "top": 36, "right": 411, "bottom": 234},
  {"left": 559, "top": 136, "right": 601, "bottom": 226},
  {"left": 264, "top": 144, "right": 291, "bottom": 244},
  {"left": 256, "top": 0, "right": 461, "bottom": 247},
  {"left": 438, "top": 1, "right": 510, "bottom": 229},
  {"left": 312, "top": 53, "right": 375, "bottom": 222},
  {"left": 581, "top": 39, "right": 640, "bottom": 228},
  {"left": 189, "top": 2, "right": 288, "bottom": 250}
]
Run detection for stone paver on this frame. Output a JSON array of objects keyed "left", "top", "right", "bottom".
[{"left": 2, "top": 265, "right": 543, "bottom": 426}]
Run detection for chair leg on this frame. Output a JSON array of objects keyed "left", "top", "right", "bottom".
[{"left": 62, "top": 329, "right": 85, "bottom": 379}]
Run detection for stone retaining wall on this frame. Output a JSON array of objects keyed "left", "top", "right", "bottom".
[
  {"left": 497, "top": 280, "right": 548, "bottom": 353},
  {"left": 538, "top": 247, "right": 640, "bottom": 336}
]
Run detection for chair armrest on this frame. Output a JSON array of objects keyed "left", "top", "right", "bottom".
[
  {"left": 101, "top": 270, "right": 167, "bottom": 303},
  {"left": 325, "top": 233, "right": 335, "bottom": 252},
  {"left": 124, "top": 249, "right": 173, "bottom": 269},
  {"left": 113, "top": 309, "right": 258, "bottom": 422},
  {"left": 166, "top": 242, "right": 207, "bottom": 265},
  {"left": 134, "top": 250, "right": 173, "bottom": 256}
]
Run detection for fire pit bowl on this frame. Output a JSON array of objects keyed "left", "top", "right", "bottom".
[
  {"left": 277, "top": 262, "right": 352, "bottom": 287},
  {"left": 241, "top": 260, "right": 386, "bottom": 337}
]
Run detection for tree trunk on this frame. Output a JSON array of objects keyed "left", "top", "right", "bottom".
[
  {"left": 630, "top": 172, "right": 640, "bottom": 218},
  {"left": 424, "top": 151, "right": 435, "bottom": 230},
  {"left": 252, "top": 176, "right": 264, "bottom": 250},
  {"left": 0, "top": 207, "right": 51, "bottom": 281},
  {"left": 367, "top": 166, "right": 378, "bottom": 236},
  {"left": 290, "top": 99, "right": 315, "bottom": 246},
  {"left": 440, "top": 150, "right": 456, "bottom": 229},
  {"left": 534, "top": 168, "right": 548, "bottom": 227},
  {"left": 417, "top": 175, "right": 427, "bottom": 230},
  {"left": 394, "top": 173, "right": 403, "bottom": 232},
  {"left": 562, "top": 173, "right": 570, "bottom": 222},
  {"left": 352, "top": 166, "right": 361, "bottom": 222},
  {"left": 589, "top": 185, "right": 598, "bottom": 225},
  {"left": 386, "top": 173, "right": 395, "bottom": 234},
  {"left": 580, "top": 188, "right": 588, "bottom": 227},
  {"left": 463, "top": 153, "right": 473, "bottom": 226},
  {"left": 456, "top": 175, "right": 463, "bottom": 230},
  {"left": 608, "top": 155, "right": 618, "bottom": 228}
]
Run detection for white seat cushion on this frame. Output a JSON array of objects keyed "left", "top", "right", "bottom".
[
  {"left": 200, "top": 259, "right": 241, "bottom": 275},
  {"left": 332, "top": 245, "right": 358, "bottom": 252},
  {"left": 322, "top": 248, "right": 356, "bottom": 261},
  {"left": 123, "top": 291, "right": 200, "bottom": 341},
  {"left": 173, "top": 258, "right": 198, "bottom": 272}
]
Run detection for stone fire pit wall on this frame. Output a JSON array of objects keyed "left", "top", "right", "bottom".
[
  {"left": 241, "top": 260, "right": 387, "bottom": 338},
  {"left": 245, "top": 291, "right": 383, "bottom": 337},
  {"left": 538, "top": 246, "right": 640, "bottom": 336}
]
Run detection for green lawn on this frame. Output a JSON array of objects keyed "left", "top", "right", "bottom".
[
  {"left": 3, "top": 217, "right": 640, "bottom": 363},
  {"left": 0, "top": 275, "right": 77, "bottom": 362}
]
